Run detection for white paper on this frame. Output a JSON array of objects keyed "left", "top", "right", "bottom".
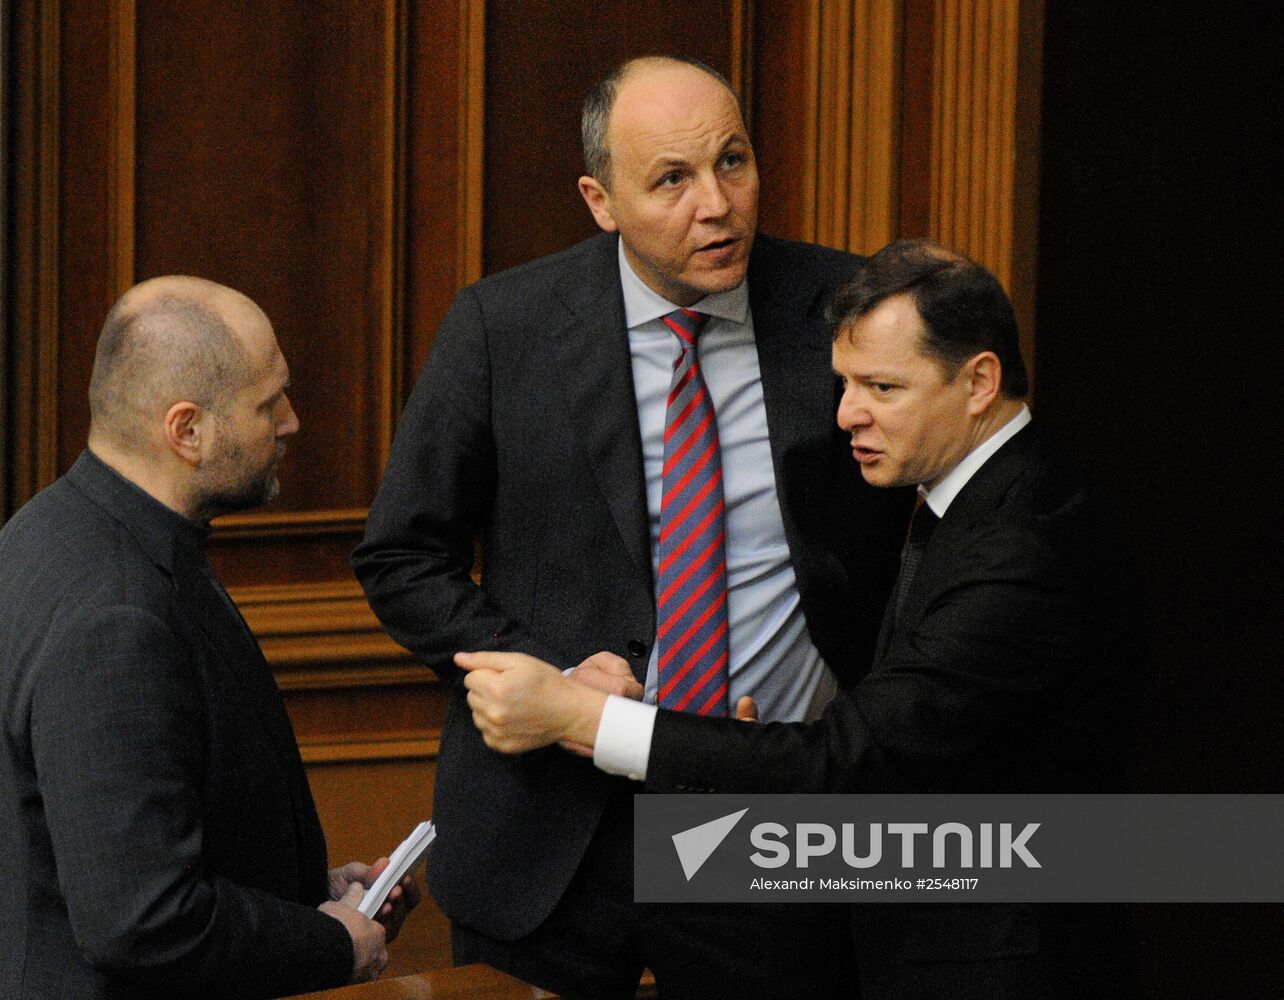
[{"left": 357, "top": 820, "right": 436, "bottom": 918}]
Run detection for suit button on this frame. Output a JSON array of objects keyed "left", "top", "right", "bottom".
[{"left": 627, "top": 639, "right": 647, "bottom": 658}]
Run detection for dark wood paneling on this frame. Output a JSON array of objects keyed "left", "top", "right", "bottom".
[
  {"left": 752, "top": 5, "right": 810, "bottom": 240},
  {"left": 898, "top": 0, "right": 935, "bottom": 238},
  {"left": 57, "top": 0, "right": 114, "bottom": 474},
  {"left": 132, "top": 0, "right": 396, "bottom": 514},
  {"left": 481, "top": 1, "right": 737, "bottom": 276},
  {"left": 403, "top": 0, "right": 470, "bottom": 382}
]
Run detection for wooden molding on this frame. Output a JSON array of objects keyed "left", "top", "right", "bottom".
[
  {"left": 298, "top": 730, "right": 440, "bottom": 764},
  {"left": 6, "top": 0, "right": 60, "bottom": 511},
  {"left": 456, "top": 0, "right": 484, "bottom": 287},
  {"left": 729, "top": 0, "right": 754, "bottom": 126},
  {"left": 209, "top": 506, "right": 368, "bottom": 540},
  {"left": 229, "top": 578, "right": 416, "bottom": 672},
  {"left": 796, "top": 0, "right": 903, "bottom": 254},
  {"left": 106, "top": 0, "right": 135, "bottom": 299},
  {"left": 928, "top": 0, "right": 1042, "bottom": 375}
]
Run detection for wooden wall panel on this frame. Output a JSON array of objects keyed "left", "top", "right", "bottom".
[
  {"left": 481, "top": 1, "right": 746, "bottom": 276},
  {"left": 402, "top": 0, "right": 484, "bottom": 382},
  {"left": 132, "top": 0, "right": 397, "bottom": 515}
]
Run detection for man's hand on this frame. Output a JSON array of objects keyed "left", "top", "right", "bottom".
[
  {"left": 736, "top": 695, "right": 759, "bottom": 721},
  {"left": 456, "top": 650, "right": 607, "bottom": 753},
  {"left": 561, "top": 651, "right": 643, "bottom": 755},
  {"left": 328, "top": 858, "right": 421, "bottom": 943},
  {"left": 567, "top": 651, "right": 644, "bottom": 699},
  {"left": 319, "top": 882, "right": 388, "bottom": 983}
]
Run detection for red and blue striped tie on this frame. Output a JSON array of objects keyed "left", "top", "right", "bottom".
[{"left": 655, "top": 308, "right": 730, "bottom": 717}]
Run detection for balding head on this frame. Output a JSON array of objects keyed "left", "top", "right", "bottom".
[
  {"left": 88, "top": 276, "right": 260, "bottom": 453},
  {"left": 581, "top": 55, "right": 742, "bottom": 189}
]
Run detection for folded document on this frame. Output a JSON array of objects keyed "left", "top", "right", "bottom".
[{"left": 358, "top": 820, "right": 436, "bottom": 918}]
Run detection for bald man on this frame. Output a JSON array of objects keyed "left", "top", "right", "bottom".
[
  {"left": 0, "top": 278, "right": 416, "bottom": 1000},
  {"left": 355, "top": 55, "right": 907, "bottom": 998}
]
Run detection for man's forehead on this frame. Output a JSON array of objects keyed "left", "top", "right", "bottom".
[
  {"left": 834, "top": 299, "right": 930, "bottom": 364},
  {"left": 610, "top": 63, "right": 745, "bottom": 143}
]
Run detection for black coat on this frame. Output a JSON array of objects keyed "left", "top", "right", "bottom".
[
  {"left": 646, "top": 424, "right": 1140, "bottom": 998},
  {"left": 0, "top": 452, "right": 351, "bottom": 999},
  {"left": 354, "top": 231, "right": 910, "bottom": 939}
]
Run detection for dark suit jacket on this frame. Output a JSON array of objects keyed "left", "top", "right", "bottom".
[
  {"left": 646, "top": 424, "right": 1139, "bottom": 998},
  {"left": 354, "top": 231, "right": 909, "bottom": 939},
  {"left": 0, "top": 452, "right": 352, "bottom": 1000}
]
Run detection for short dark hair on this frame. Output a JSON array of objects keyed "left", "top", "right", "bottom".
[
  {"left": 581, "top": 54, "right": 742, "bottom": 188},
  {"left": 828, "top": 239, "right": 1029, "bottom": 398}
]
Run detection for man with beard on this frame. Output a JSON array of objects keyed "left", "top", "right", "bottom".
[{"left": 0, "top": 276, "right": 416, "bottom": 999}]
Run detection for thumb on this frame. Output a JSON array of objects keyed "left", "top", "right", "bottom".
[
  {"left": 454, "top": 650, "right": 519, "bottom": 672},
  {"left": 340, "top": 880, "right": 366, "bottom": 907},
  {"left": 735, "top": 695, "right": 759, "bottom": 722}
]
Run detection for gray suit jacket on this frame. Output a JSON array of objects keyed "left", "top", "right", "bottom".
[
  {"left": 0, "top": 452, "right": 352, "bottom": 999},
  {"left": 355, "top": 232, "right": 910, "bottom": 939}
]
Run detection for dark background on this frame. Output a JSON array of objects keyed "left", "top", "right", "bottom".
[{"left": 1035, "top": 5, "right": 1281, "bottom": 994}]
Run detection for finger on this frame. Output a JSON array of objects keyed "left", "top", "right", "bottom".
[
  {"left": 583, "top": 651, "right": 632, "bottom": 676},
  {"left": 363, "top": 857, "right": 389, "bottom": 886},
  {"left": 455, "top": 650, "right": 532, "bottom": 672},
  {"left": 735, "top": 695, "right": 759, "bottom": 722}
]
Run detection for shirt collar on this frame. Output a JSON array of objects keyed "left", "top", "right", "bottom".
[
  {"left": 921, "top": 405, "right": 1032, "bottom": 517},
  {"left": 69, "top": 449, "right": 210, "bottom": 574},
  {"left": 618, "top": 238, "right": 749, "bottom": 329}
]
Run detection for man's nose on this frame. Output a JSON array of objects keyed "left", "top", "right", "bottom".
[
  {"left": 280, "top": 398, "right": 300, "bottom": 437},
  {"left": 693, "top": 173, "right": 729, "bottom": 220},
  {"left": 836, "top": 390, "right": 871, "bottom": 430}
]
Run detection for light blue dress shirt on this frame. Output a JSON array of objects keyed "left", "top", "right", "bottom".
[{"left": 618, "top": 241, "right": 836, "bottom": 726}]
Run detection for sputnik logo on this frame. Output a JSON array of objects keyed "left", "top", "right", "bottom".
[{"left": 671, "top": 808, "right": 749, "bottom": 881}]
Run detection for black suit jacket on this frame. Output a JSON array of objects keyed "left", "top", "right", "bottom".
[
  {"left": 355, "top": 232, "right": 909, "bottom": 938},
  {"left": 646, "top": 424, "right": 1139, "bottom": 998},
  {"left": 0, "top": 452, "right": 352, "bottom": 999}
]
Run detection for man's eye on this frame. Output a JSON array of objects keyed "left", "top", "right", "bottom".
[
  {"left": 873, "top": 383, "right": 894, "bottom": 394},
  {"left": 657, "top": 171, "right": 683, "bottom": 188},
  {"left": 721, "top": 152, "right": 745, "bottom": 169}
]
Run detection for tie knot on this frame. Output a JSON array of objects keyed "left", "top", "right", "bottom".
[{"left": 662, "top": 308, "right": 708, "bottom": 347}]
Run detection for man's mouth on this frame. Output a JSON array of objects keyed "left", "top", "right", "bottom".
[
  {"left": 696, "top": 236, "right": 739, "bottom": 254},
  {"left": 851, "top": 444, "right": 881, "bottom": 463}
]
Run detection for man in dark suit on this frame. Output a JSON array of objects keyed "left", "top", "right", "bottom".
[
  {"left": 354, "top": 55, "right": 907, "bottom": 998},
  {"left": 459, "top": 240, "right": 1139, "bottom": 999},
  {"left": 0, "top": 277, "right": 416, "bottom": 999}
]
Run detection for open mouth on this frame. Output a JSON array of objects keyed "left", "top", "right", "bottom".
[{"left": 697, "top": 236, "right": 738, "bottom": 253}]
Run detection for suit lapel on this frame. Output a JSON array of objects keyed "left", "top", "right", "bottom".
[
  {"left": 748, "top": 237, "right": 838, "bottom": 545},
  {"left": 548, "top": 235, "right": 653, "bottom": 579},
  {"left": 896, "top": 425, "right": 1041, "bottom": 630}
]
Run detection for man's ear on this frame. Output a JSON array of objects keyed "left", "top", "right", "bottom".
[
  {"left": 965, "top": 352, "right": 1003, "bottom": 415},
  {"left": 164, "top": 400, "right": 207, "bottom": 467},
  {"left": 577, "top": 175, "right": 618, "bottom": 233}
]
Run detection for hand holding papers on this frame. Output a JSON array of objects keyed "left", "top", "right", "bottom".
[{"left": 358, "top": 820, "right": 436, "bottom": 919}]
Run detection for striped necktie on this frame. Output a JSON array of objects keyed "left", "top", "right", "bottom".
[{"left": 655, "top": 308, "right": 730, "bottom": 717}]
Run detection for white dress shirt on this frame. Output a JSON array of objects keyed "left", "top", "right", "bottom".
[{"left": 593, "top": 403, "right": 1033, "bottom": 781}]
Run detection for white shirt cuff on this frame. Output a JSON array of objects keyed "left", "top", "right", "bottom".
[{"left": 592, "top": 695, "right": 657, "bottom": 781}]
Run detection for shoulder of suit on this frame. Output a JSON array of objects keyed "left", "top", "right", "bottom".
[
  {"left": 752, "top": 233, "right": 864, "bottom": 270},
  {"left": 0, "top": 479, "right": 175, "bottom": 620},
  {"left": 750, "top": 234, "right": 865, "bottom": 301},
  {"left": 461, "top": 232, "right": 617, "bottom": 300}
]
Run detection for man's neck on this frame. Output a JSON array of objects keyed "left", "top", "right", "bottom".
[{"left": 86, "top": 436, "right": 196, "bottom": 522}]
